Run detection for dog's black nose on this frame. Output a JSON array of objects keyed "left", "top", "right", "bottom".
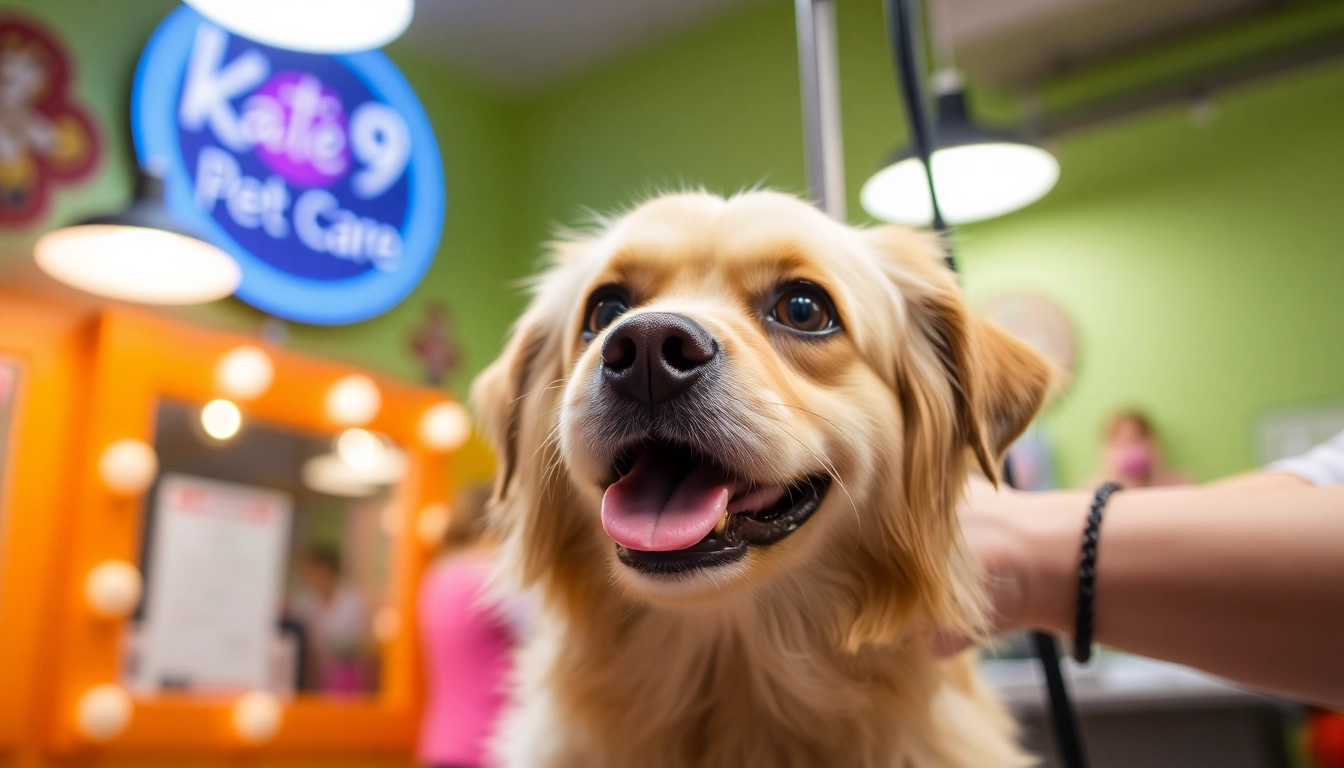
[{"left": 601, "top": 312, "right": 718, "bottom": 406}]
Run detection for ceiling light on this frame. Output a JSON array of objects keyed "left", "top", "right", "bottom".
[
  {"left": 861, "top": 73, "right": 1058, "bottom": 226},
  {"left": 300, "top": 456, "right": 379, "bottom": 498},
  {"left": 201, "top": 399, "right": 243, "bottom": 441},
  {"left": 335, "top": 428, "right": 385, "bottom": 471},
  {"left": 302, "top": 445, "right": 407, "bottom": 497},
  {"left": 35, "top": 169, "right": 239, "bottom": 304},
  {"left": 183, "top": 0, "right": 414, "bottom": 54}
]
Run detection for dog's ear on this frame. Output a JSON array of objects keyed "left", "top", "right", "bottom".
[
  {"left": 471, "top": 315, "right": 551, "bottom": 505},
  {"left": 965, "top": 314, "right": 1058, "bottom": 468},
  {"left": 471, "top": 240, "right": 593, "bottom": 504},
  {"left": 471, "top": 241, "right": 605, "bottom": 595},
  {"left": 863, "top": 226, "right": 1055, "bottom": 480},
  {"left": 844, "top": 226, "right": 1056, "bottom": 648}
]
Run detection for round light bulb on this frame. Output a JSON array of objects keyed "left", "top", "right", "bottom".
[
  {"left": 185, "top": 0, "right": 414, "bottom": 54},
  {"left": 420, "top": 401, "right": 471, "bottom": 451},
  {"left": 335, "top": 428, "right": 385, "bottom": 470},
  {"left": 35, "top": 225, "right": 239, "bottom": 304},
  {"left": 860, "top": 143, "right": 1059, "bottom": 225},
  {"left": 201, "top": 399, "right": 243, "bottom": 441},
  {"left": 325, "top": 374, "right": 381, "bottom": 426},
  {"left": 76, "top": 684, "right": 133, "bottom": 742},
  {"left": 216, "top": 346, "right": 274, "bottom": 401},
  {"left": 99, "top": 439, "right": 158, "bottom": 496},
  {"left": 84, "top": 561, "right": 143, "bottom": 619},
  {"left": 232, "top": 690, "right": 283, "bottom": 744}
]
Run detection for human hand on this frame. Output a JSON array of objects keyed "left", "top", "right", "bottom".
[
  {"left": 931, "top": 477, "right": 1030, "bottom": 656},
  {"left": 932, "top": 478, "right": 1083, "bottom": 657}
]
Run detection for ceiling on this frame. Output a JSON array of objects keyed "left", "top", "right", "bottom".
[
  {"left": 935, "top": 0, "right": 1282, "bottom": 88},
  {"left": 399, "top": 0, "right": 1290, "bottom": 93},
  {"left": 399, "top": 0, "right": 767, "bottom": 92}
]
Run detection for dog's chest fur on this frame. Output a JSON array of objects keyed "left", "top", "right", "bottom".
[{"left": 497, "top": 595, "right": 1030, "bottom": 768}]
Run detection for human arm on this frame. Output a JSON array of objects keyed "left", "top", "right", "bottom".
[{"left": 957, "top": 478, "right": 1344, "bottom": 707}]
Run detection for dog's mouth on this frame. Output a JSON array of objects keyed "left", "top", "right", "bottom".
[{"left": 600, "top": 440, "right": 831, "bottom": 577}]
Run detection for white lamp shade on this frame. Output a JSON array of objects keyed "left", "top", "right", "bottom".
[
  {"left": 335, "top": 428, "right": 385, "bottom": 470},
  {"left": 302, "top": 447, "right": 406, "bottom": 497},
  {"left": 861, "top": 143, "right": 1059, "bottom": 226},
  {"left": 185, "top": 0, "right": 414, "bottom": 54},
  {"left": 35, "top": 223, "right": 240, "bottom": 305},
  {"left": 35, "top": 225, "right": 240, "bottom": 304}
]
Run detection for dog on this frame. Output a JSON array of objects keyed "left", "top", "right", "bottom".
[{"left": 472, "top": 190, "right": 1053, "bottom": 767}]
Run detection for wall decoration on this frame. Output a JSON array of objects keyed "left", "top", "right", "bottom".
[
  {"left": 0, "top": 15, "right": 100, "bottom": 226},
  {"left": 980, "top": 292, "right": 1077, "bottom": 376},
  {"left": 131, "top": 7, "right": 445, "bottom": 325},
  {"left": 410, "top": 301, "right": 461, "bottom": 386}
]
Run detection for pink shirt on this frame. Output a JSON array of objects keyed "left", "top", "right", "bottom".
[{"left": 417, "top": 554, "right": 517, "bottom": 767}]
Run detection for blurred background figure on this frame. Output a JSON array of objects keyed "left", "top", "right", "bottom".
[
  {"left": 1097, "top": 410, "right": 1193, "bottom": 489},
  {"left": 290, "top": 545, "right": 376, "bottom": 695},
  {"left": 418, "top": 485, "right": 526, "bottom": 768}
]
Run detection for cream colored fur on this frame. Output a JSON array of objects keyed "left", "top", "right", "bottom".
[{"left": 473, "top": 191, "right": 1053, "bottom": 767}]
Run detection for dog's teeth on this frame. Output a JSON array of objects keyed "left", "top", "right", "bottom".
[{"left": 713, "top": 511, "right": 728, "bottom": 536}]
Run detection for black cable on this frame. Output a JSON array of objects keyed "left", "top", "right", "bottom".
[
  {"left": 1032, "top": 631, "right": 1090, "bottom": 768},
  {"left": 882, "top": 0, "right": 953, "bottom": 270},
  {"left": 881, "top": 2, "right": 1088, "bottom": 765}
]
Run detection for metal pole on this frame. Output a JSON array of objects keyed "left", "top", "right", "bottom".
[{"left": 794, "top": 0, "right": 846, "bottom": 220}]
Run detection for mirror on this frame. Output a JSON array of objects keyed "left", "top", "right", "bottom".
[{"left": 123, "top": 399, "right": 405, "bottom": 698}]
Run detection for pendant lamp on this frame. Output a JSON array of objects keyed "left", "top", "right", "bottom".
[
  {"left": 35, "top": 169, "right": 240, "bottom": 305},
  {"left": 183, "top": 0, "right": 414, "bottom": 54},
  {"left": 861, "top": 71, "right": 1058, "bottom": 226}
]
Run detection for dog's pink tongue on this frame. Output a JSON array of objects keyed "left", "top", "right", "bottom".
[{"left": 602, "top": 450, "right": 733, "bottom": 552}]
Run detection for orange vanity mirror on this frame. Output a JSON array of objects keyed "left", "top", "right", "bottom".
[{"left": 17, "top": 306, "right": 477, "bottom": 760}]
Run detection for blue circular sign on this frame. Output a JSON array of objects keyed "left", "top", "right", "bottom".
[{"left": 132, "top": 7, "right": 445, "bottom": 325}]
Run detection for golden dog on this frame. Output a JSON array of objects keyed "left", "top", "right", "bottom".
[{"left": 473, "top": 190, "right": 1053, "bottom": 767}]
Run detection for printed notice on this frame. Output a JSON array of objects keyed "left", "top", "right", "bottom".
[{"left": 134, "top": 473, "right": 291, "bottom": 692}]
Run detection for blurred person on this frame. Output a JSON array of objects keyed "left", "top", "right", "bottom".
[
  {"left": 1095, "top": 409, "right": 1192, "bottom": 488},
  {"left": 418, "top": 485, "right": 526, "bottom": 768},
  {"left": 290, "top": 544, "right": 375, "bottom": 694},
  {"left": 937, "top": 428, "right": 1344, "bottom": 708}
]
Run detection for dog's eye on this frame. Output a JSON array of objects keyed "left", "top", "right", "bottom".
[
  {"left": 771, "top": 284, "right": 836, "bottom": 334},
  {"left": 584, "top": 290, "right": 630, "bottom": 337}
]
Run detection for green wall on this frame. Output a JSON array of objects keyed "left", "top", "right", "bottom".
[
  {"left": 0, "top": 0, "right": 530, "bottom": 395},
  {"left": 513, "top": 0, "right": 1344, "bottom": 485},
  {"left": 4, "top": 1, "right": 1342, "bottom": 483}
]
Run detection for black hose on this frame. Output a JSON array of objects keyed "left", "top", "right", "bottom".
[
  {"left": 882, "top": 0, "right": 950, "bottom": 263},
  {"left": 881, "top": 2, "right": 1089, "bottom": 765}
]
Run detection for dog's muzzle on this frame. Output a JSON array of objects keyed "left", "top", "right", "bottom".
[{"left": 600, "top": 312, "right": 719, "bottom": 407}]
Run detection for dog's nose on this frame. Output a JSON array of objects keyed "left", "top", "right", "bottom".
[{"left": 601, "top": 312, "right": 718, "bottom": 406}]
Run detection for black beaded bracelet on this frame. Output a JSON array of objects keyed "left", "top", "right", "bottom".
[{"left": 1073, "top": 481, "right": 1122, "bottom": 664}]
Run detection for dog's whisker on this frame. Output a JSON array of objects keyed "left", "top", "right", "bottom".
[{"left": 744, "top": 404, "right": 860, "bottom": 528}]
